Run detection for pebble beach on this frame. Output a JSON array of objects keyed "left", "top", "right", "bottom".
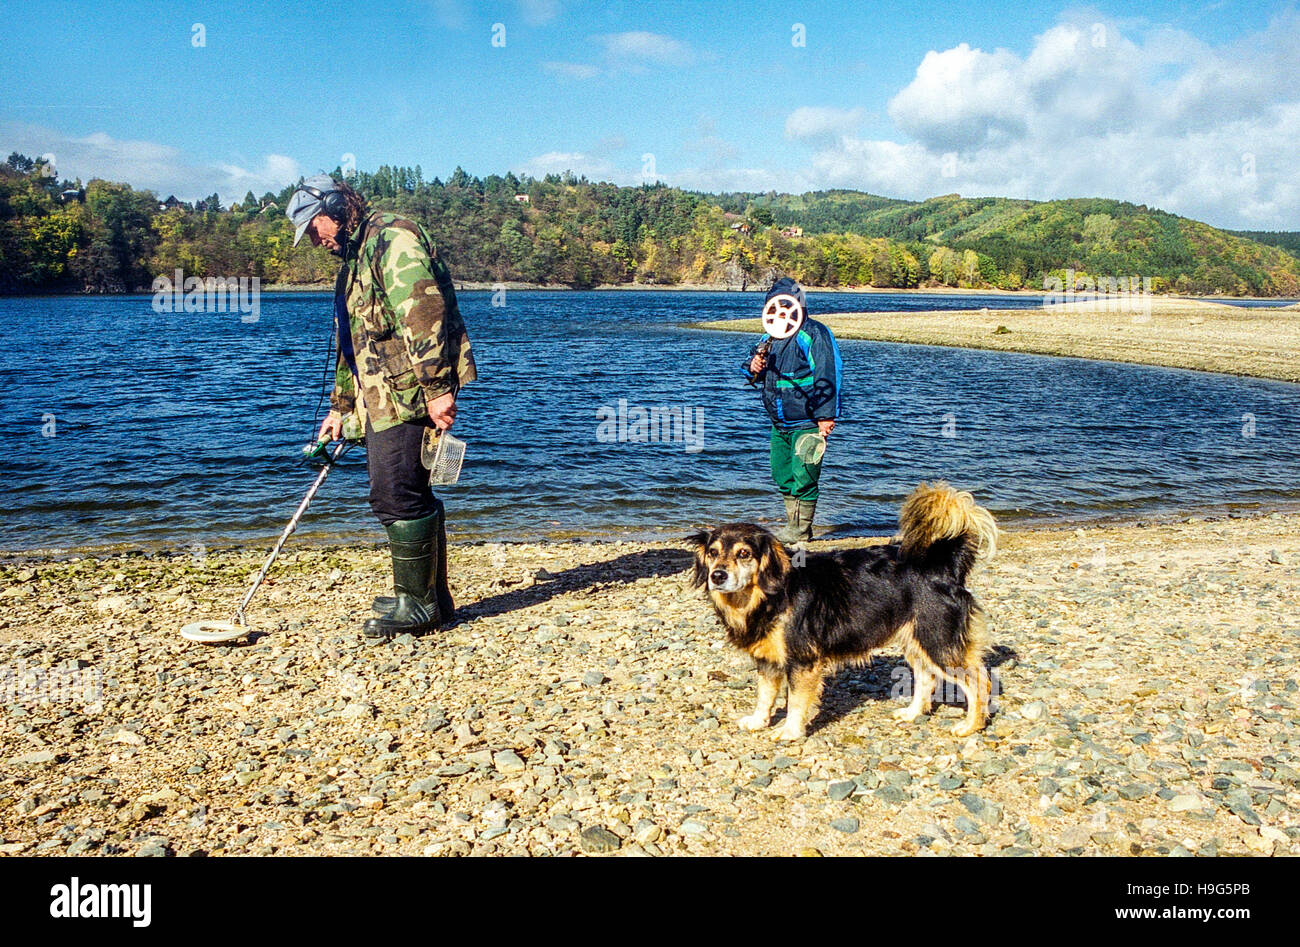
[{"left": 2, "top": 510, "right": 1298, "bottom": 857}]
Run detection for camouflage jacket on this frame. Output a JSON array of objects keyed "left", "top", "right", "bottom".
[{"left": 330, "top": 211, "right": 476, "bottom": 433}]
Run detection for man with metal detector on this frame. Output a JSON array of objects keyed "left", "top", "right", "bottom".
[
  {"left": 743, "top": 278, "right": 843, "bottom": 544},
  {"left": 287, "top": 175, "right": 476, "bottom": 639}
]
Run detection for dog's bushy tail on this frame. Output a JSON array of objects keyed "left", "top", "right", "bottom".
[{"left": 898, "top": 481, "right": 998, "bottom": 579}]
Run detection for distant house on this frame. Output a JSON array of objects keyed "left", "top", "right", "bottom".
[
  {"left": 780, "top": 226, "right": 803, "bottom": 238},
  {"left": 514, "top": 194, "right": 530, "bottom": 204},
  {"left": 58, "top": 188, "right": 84, "bottom": 203},
  {"left": 729, "top": 221, "right": 751, "bottom": 234},
  {"left": 259, "top": 200, "right": 279, "bottom": 214},
  {"left": 159, "top": 195, "right": 186, "bottom": 211}
]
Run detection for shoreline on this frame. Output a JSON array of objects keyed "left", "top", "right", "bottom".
[
  {"left": 1, "top": 511, "right": 1297, "bottom": 856},
  {"left": 687, "top": 297, "right": 1300, "bottom": 384},
  {"left": 5, "top": 499, "right": 1300, "bottom": 564},
  {"left": 7, "top": 284, "right": 1299, "bottom": 301}
]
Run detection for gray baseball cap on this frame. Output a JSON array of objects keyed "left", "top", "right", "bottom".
[{"left": 286, "top": 174, "right": 340, "bottom": 246}]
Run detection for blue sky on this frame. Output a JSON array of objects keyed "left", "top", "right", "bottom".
[{"left": 2, "top": 0, "right": 1298, "bottom": 228}]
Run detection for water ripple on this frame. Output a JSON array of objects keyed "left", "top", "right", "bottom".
[{"left": 2, "top": 290, "right": 1297, "bottom": 551}]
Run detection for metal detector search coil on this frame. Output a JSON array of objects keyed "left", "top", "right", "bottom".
[
  {"left": 177, "top": 438, "right": 349, "bottom": 644},
  {"left": 179, "top": 620, "right": 249, "bottom": 644}
]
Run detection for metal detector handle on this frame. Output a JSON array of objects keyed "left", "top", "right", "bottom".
[
  {"left": 302, "top": 435, "right": 342, "bottom": 466},
  {"left": 231, "top": 439, "right": 348, "bottom": 626}
]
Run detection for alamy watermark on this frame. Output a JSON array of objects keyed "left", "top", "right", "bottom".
[
  {"left": 1, "top": 659, "right": 103, "bottom": 705},
  {"left": 151, "top": 269, "right": 260, "bottom": 322},
  {"left": 596, "top": 398, "right": 705, "bottom": 453},
  {"left": 50, "top": 877, "right": 151, "bottom": 927},
  {"left": 1044, "top": 269, "right": 1152, "bottom": 319},
  {"left": 890, "top": 664, "right": 1002, "bottom": 711}
]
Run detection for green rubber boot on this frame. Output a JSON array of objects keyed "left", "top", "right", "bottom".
[
  {"left": 371, "top": 500, "right": 453, "bottom": 621},
  {"left": 774, "top": 495, "right": 800, "bottom": 544},
  {"left": 431, "top": 505, "right": 454, "bottom": 620},
  {"left": 363, "top": 511, "right": 442, "bottom": 639},
  {"left": 795, "top": 499, "right": 816, "bottom": 543}
]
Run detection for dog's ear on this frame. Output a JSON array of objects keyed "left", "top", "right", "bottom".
[
  {"left": 755, "top": 529, "right": 791, "bottom": 598},
  {"left": 685, "top": 530, "right": 710, "bottom": 588}
]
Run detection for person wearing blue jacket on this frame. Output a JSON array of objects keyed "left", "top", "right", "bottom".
[{"left": 743, "top": 278, "right": 843, "bottom": 543}]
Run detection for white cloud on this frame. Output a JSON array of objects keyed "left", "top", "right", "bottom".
[
  {"left": 542, "top": 60, "right": 600, "bottom": 80},
  {"left": 595, "top": 31, "right": 696, "bottom": 69},
  {"left": 511, "top": 140, "right": 778, "bottom": 191},
  {"left": 806, "top": 138, "right": 936, "bottom": 196},
  {"left": 212, "top": 154, "right": 302, "bottom": 194},
  {"left": 513, "top": 150, "right": 621, "bottom": 182},
  {"left": 791, "top": 10, "right": 1300, "bottom": 229},
  {"left": 784, "top": 106, "right": 867, "bottom": 140},
  {"left": 517, "top": 0, "right": 562, "bottom": 25},
  {"left": 886, "top": 44, "right": 1027, "bottom": 150},
  {"left": 541, "top": 30, "right": 699, "bottom": 81},
  {"left": 667, "top": 165, "right": 798, "bottom": 194},
  {"left": 0, "top": 122, "right": 301, "bottom": 204}
]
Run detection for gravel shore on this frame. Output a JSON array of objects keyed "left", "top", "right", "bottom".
[
  {"left": 2, "top": 512, "right": 1298, "bottom": 857},
  {"left": 687, "top": 297, "right": 1300, "bottom": 383}
]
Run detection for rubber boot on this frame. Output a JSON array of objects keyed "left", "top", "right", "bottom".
[
  {"left": 774, "top": 495, "right": 800, "bottom": 544},
  {"left": 431, "top": 503, "right": 454, "bottom": 621},
  {"left": 372, "top": 500, "right": 454, "bottom": 620},
  {"left": 795, "top": 499, "right": 816, "bottom": 543},
  {"left": 363, "top": 512, "right": 441, "bottom": 639}
]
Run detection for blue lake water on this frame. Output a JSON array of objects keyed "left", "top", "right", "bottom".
[{"left": 2, "top": 290, "right": 1298, "bottom": 553}]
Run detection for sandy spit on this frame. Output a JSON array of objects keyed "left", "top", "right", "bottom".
[{"left": 687, "top": 298, "right": 1300, "bottom": 384}]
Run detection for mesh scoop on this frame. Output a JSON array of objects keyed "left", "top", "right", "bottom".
[
  {"left": 794, "top": 431, "right": 826, "bottom": 465},
  {"left": 422, "top": 429, "right": 466, "bottom": 486}
]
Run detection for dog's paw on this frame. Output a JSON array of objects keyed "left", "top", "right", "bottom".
[
  {"left": 892, "top": 706, "right": 924, "bottom": 723},
  {"left": 774, "top": 724, "right": 805, "bottom": 741},
  {"left": 951, "top": 719, "right": 983, "bottom": 738},
  {"left": 737, "top": 714, "right": 770, "bottom": 731}
]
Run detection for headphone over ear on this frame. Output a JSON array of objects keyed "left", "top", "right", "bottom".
[{"left": 298, "top": 182, "right": 347, "bottom": 222}]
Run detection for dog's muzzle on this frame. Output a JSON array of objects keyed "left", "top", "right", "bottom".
[{"left": 709, "top": 569, "right": 739, "bottom": 592}]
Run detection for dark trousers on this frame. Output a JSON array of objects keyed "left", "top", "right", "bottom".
[{"left": 365, "top": 419, "right": 438, "bottom": 525}]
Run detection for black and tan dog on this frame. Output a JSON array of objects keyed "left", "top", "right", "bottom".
[{"left": 690, "top": 482, "right": 997, "bottom": 741}]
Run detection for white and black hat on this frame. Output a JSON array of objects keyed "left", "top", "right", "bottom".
[{"left": 286, "top": 174, "right": 345, "bottom": 246}]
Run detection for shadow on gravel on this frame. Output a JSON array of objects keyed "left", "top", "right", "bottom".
[
  {"left": 458, "top": 547, "right": 693, "bottom": 622},
  {"left": 806, "top": 643, "right": 1020, "bottom": 734},
  {"left": 810, "top": 524, "right": 895, "bottom": 542}
]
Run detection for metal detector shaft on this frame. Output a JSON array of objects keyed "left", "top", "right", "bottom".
[{"left": 231, "top": 439, "right": 348, "bottom": 624}]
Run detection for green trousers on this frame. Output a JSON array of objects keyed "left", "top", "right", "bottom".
[{"left": 769, "top": 425, "right": 824, "bottom": 501}]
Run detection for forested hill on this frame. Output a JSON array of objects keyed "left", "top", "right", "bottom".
[
  {"left": 2, "top": 152, "right": 1298, "bottom": 296},
  {"left": 712, "top": 189, "right": 1300, "bottom": 295},
  {"left": 1225, "top": 229, "right": 1300, "bottom": 259}
]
